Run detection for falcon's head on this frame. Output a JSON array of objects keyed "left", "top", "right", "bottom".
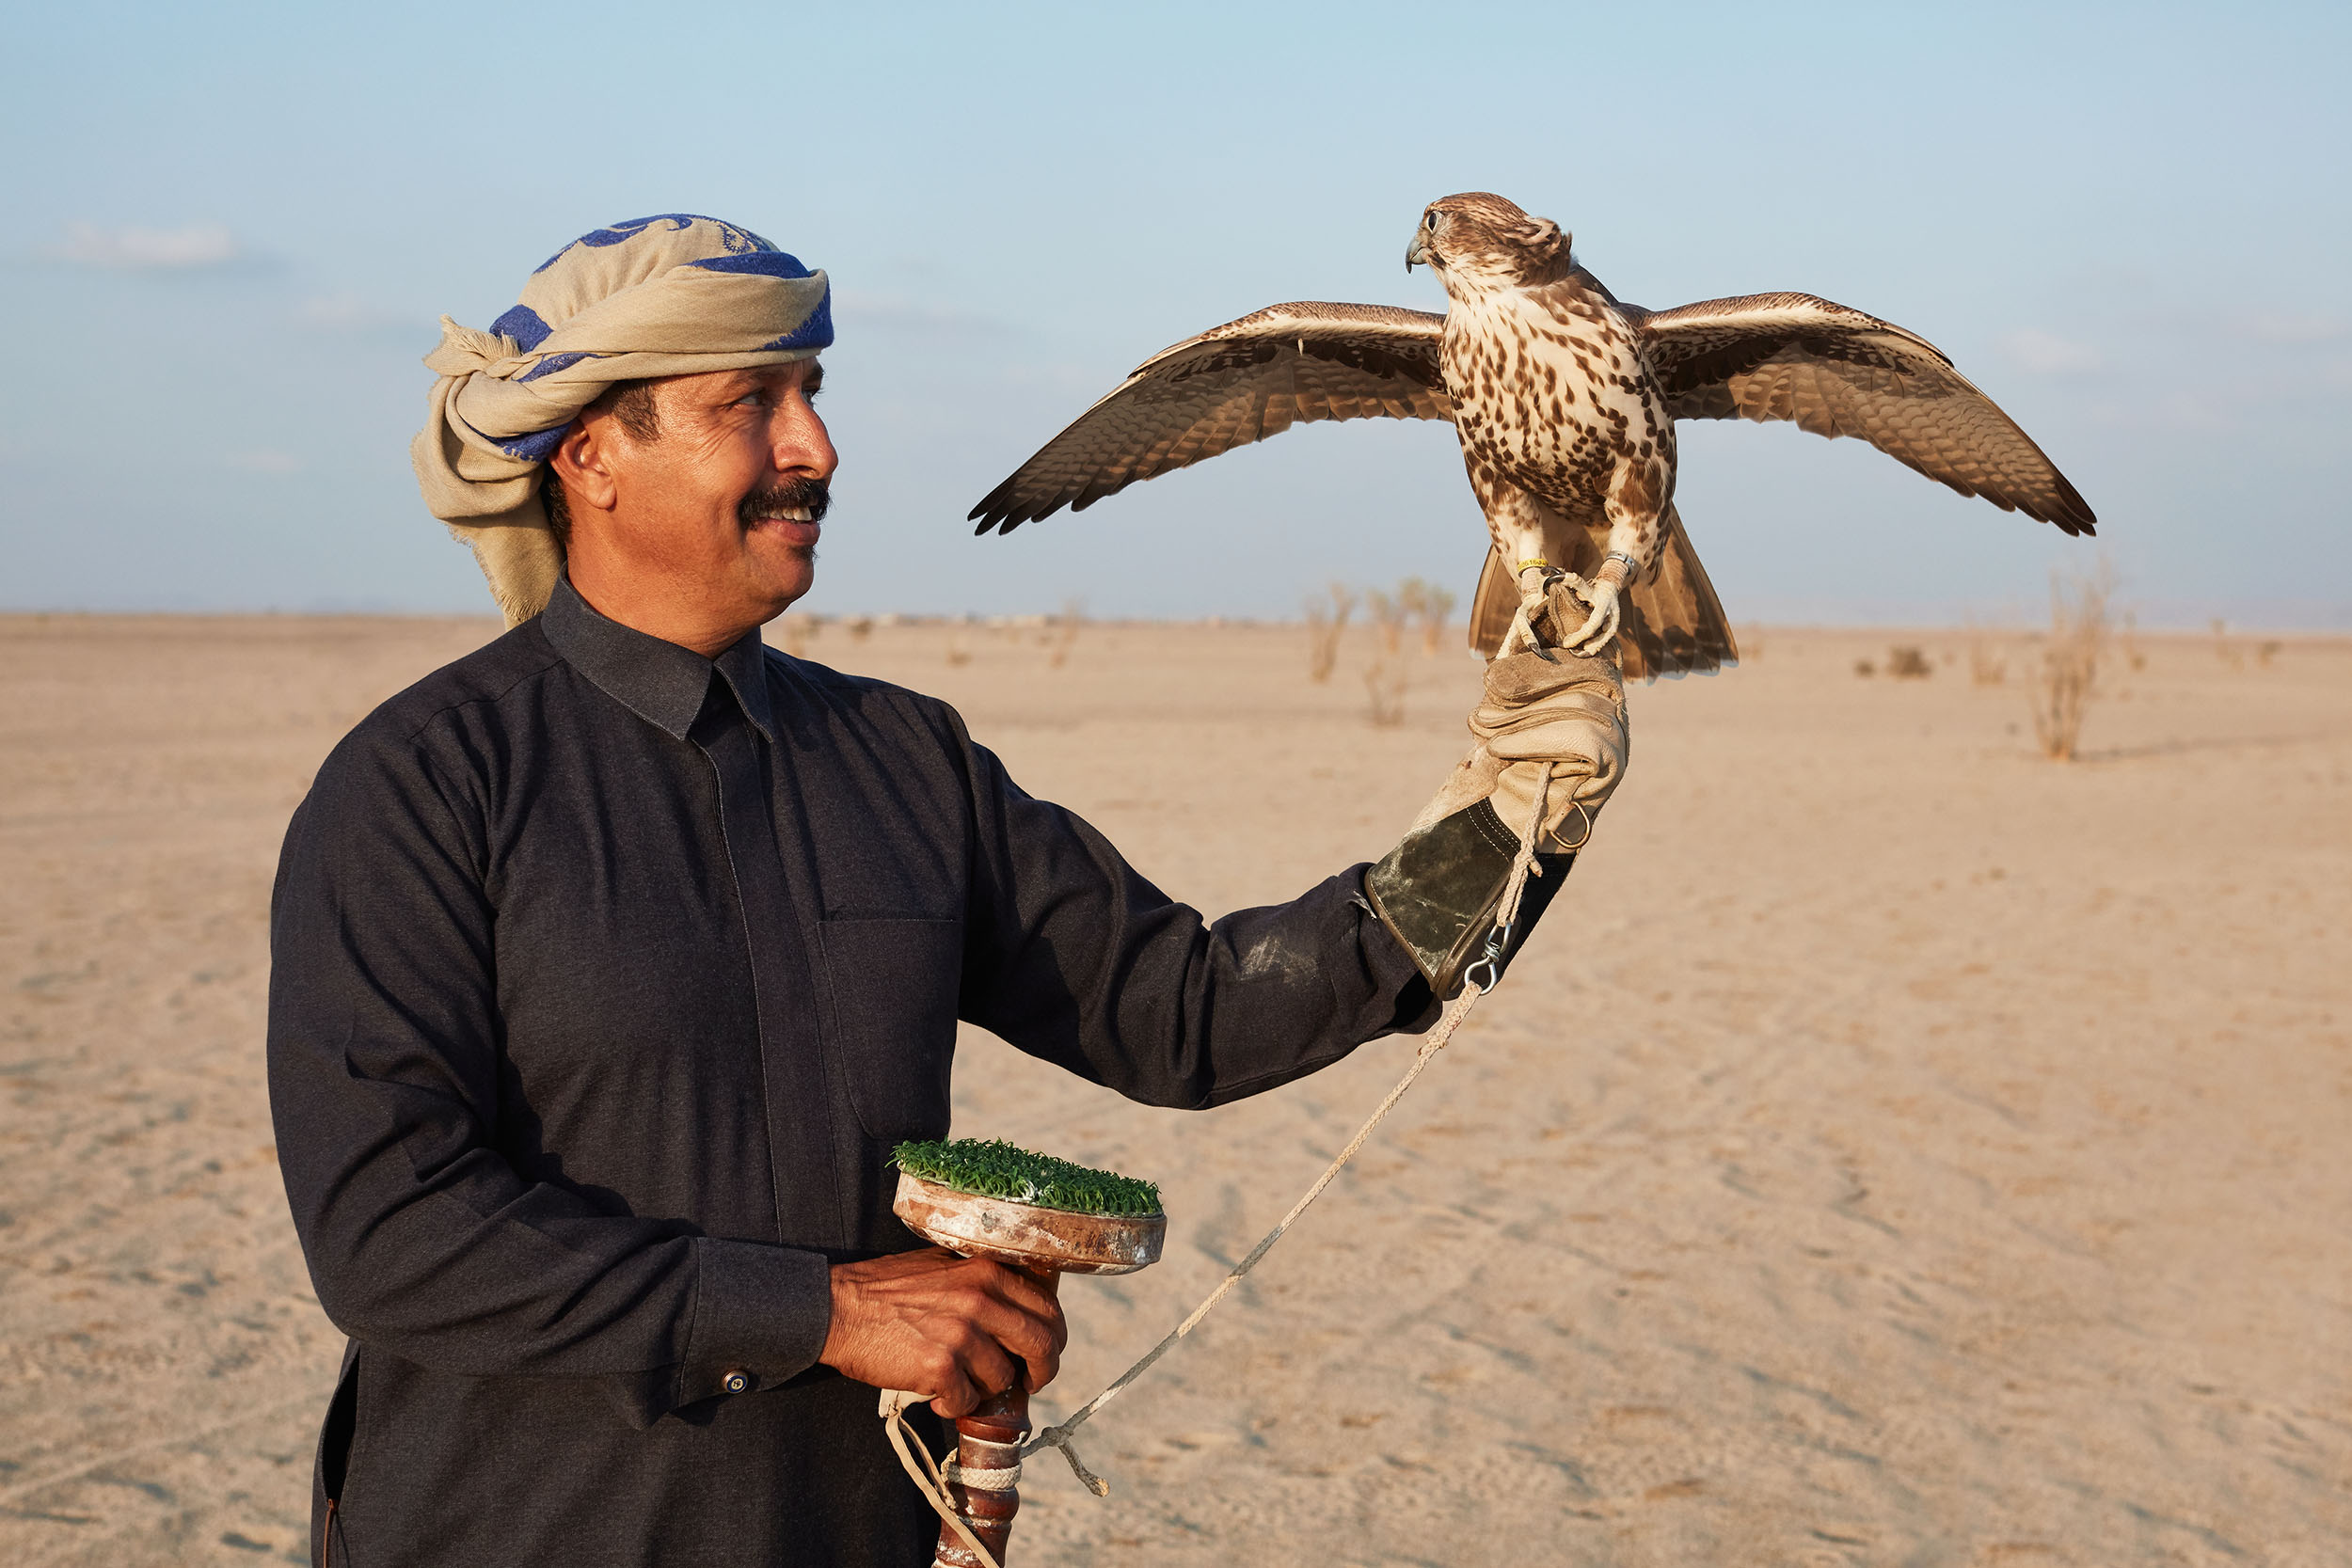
[{"left": 1406, "top": 192, "right": 1575, "bottom": 293}]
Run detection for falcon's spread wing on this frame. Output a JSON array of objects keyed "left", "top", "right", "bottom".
[
  {"left": 969, "top": 302, "right": 1451, "bottom": 532},
  {"left": 1633, "top": 293, "right": 2096, "bottom": 535}
]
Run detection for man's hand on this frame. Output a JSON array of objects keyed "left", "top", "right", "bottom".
[
  {"left": 1413, "top": 573, "right": 1629, "bottom": 849},
  {"left": 1365, "top": 576, "right": 1631, "bottom": 998},
  {"left": 820, "top": 1248, "right": 1067, "bottom": 1418}
]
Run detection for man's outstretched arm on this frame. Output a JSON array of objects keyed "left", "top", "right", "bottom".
[
  {"left": 946, "top": 584, "right": 1628, "bottom": 1109},
  {"left": 948, "top": 716, "right": 1435, "bottom": 1111}
]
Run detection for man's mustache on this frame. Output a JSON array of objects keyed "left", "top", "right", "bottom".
[{"left": 739, "top": 477, "right": 831, "bottom": 526}]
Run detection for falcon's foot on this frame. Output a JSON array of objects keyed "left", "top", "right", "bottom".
[
  {"left": 1501, "top": 562, "right": 1623, "bottom": 657},
  {"left": 1501, "top": 563, "right": 1553, "bottom": 657},
  {"left": 1558, "top": 576, "right": 1621, "bottom": 655}
]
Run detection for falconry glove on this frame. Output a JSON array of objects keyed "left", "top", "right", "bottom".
[{"left": 1366, "top": 574, "right": 1629, "bottom": 999}]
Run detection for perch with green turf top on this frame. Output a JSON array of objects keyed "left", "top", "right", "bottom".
[{"left": 885, "top": 1139, "right": 1167, "bottom": 1567}]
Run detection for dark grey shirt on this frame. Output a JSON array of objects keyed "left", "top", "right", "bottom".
[{"left": 268, "top": 578, "right": 1429, "bottom": 1566}]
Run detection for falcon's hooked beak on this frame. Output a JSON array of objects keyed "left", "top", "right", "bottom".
[{"left": 1406, "top": 230, "right": 1433, "bottom": 273}]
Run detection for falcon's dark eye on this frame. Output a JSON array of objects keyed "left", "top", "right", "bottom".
[{"left": 1424, "top": 212, "right": 1437, "bottom": 230}]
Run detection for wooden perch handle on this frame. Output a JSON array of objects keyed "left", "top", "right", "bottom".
[{"left": 931, "top": 1381, "right": 1029, "bottom": 1568}]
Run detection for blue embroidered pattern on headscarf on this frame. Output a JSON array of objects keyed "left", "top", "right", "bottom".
[
  {"left": 490, "top": 304, "right": 554, "bottom": 350},
  {"left": 761, "top": 291, "right": 834, "bottom": 353},
  {"left": 516, "top": 352, "right": 602, "bottom": 384},
  {"left": 496, "top": 427, "right": 571, "bottom": 462},
  {"left": 534, "top": 214, "right": 774, "bottom": 273},
  {"left": 686, "top": 250, "right": 815, "bottom": 279}
]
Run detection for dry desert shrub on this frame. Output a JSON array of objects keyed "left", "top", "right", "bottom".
[
  {"left": 1966, "top": 618, "right": 2008, "bottom": 685},
  {"left": 2032, "top": 561, "right": 2115, "bottom": 761},
  {"left": 1304, "top": 583, "right": 1356, "bottom": 684},
  {"left": 1047, "top": 598, "right": 1084, "bottom": 669},
  {"left": 847, "top": 615, "right": 874, "bottom": 641},
  {"left": 1410, "top": 578, "right": 1457, "bottom": 655},
  {"left": 1853, "top": 657, "right": 1876, "bottom": 678},
  {"left": 1395, "top": 578, "right": 1427, "bottom": 628},
  {"left": 1887, "top": 644, "right": 1932, "bottom": 679},
  {"left": 1362, "top": 586, "right": 1410, "bottom": 726}
]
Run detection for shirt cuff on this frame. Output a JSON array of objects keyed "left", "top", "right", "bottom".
[{"left": 679, "top": 1237, "right": 833, "bottom": 1405}]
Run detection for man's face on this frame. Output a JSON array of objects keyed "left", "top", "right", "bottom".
[{"left": 575, "top": 358, "right": 836, "bottom": 630}]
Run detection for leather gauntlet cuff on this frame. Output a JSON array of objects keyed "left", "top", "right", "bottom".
[{"left": 1363, "top": 798, "right": 1575, "bottom": 1001}]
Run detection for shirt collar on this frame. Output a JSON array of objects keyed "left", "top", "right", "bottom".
[{"left": 539, "top": 576, "right": 775, "bottom": 742}]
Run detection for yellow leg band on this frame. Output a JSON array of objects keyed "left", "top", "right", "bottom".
[{"left": 1514, "top": 558, "right": 1549, "bottom": 573}]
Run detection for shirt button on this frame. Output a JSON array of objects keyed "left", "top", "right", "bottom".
[{"left": 722, "top": 1370, "right": 753, "bottom": 1395}]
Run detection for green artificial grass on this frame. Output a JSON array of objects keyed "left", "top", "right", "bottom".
[{"left": 893, "top": 1137, "right": 1162, "bottom": 1218}]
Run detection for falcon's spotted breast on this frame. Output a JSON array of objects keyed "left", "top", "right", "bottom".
[{"left": 970, "top": 192, "right": 2094, "bottom": 681}]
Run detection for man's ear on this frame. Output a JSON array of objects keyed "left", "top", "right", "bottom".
[{"left": 549, "top": 414, "right": 621, "bottom": 515}]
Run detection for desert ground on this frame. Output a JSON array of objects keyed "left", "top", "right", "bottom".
[{"left": 1, "top": 610, "right": 2345, "bottom": 1566}]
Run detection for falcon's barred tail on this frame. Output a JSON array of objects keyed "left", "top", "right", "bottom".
[
  {"left": 1627, "top": 510, "right": 1740, "bottom": 678},
  {"left": 1468, "top": 506, "right": 1738, "bottom": 680},
  {"left": 1469, "top": 550, "right": 1518, "bottom": 661}
]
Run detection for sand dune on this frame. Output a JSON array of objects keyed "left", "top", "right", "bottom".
[{"left": 2, "top": 613, "right": 2344, "bottom": 1565}]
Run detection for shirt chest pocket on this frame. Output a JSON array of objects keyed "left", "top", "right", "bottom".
[{"left": 814, "top": 917, "right": 963, "bottom": 1148}]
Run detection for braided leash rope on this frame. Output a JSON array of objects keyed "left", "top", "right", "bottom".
[
  {"left": 883, "top": 767, "right": 1558, "bottom": 1564},
  {"left": 1025, "top": 763, "right": 1557, "bottom": 1491}
]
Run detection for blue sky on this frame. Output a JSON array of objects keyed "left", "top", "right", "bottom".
[{"left": 2, "top": 1, "right": 2344, "bottom": 626}]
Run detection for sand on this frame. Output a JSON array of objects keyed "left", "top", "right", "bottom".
[{"left": 1, "top": 612, "right": 2345, "bottom": 1566}]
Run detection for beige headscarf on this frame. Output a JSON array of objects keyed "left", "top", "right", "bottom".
[{"left": 411, "top": 214, "right": 832, "bottom": 626}]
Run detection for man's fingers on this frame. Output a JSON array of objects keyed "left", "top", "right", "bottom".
[
  {"left": 820, "top": 1250, "right": 1073, "bottom": 1411},
  {"left": 940, "top": 1267, "right": 1063, "bottom": 1400},
  {"left": 972, "top": 1270, "right": 1067, "bottom": 1355},
  {"left": 959, "top": 1291, "right": 1058, "bottom": 1376},
  {"left": 921, "top": 1346, "right": 981, "bottom": 1419},
  {"left": 1019, "top": 1343, "right": 1060, "bottom": 1394},
  {"left": 962, "top": 1295, "right": 1060, "bottom": 1393},
  {"left": 946, "top": 1324, "right": 1020, "bottom": 1412},
  {"left": 991, "top": 1268, "right": 1068, "bottom": 1352}
]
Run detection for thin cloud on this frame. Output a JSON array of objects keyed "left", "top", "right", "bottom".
[
  {"left": 1997, "top": 328, "right": 2104, "bottom": 376},
  {"left": 45, "top": 220, "right": 240, "bottom": 270}
]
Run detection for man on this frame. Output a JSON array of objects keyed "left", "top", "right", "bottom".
[{"left": 270, "top": 214, "right": 1625, "bottom": 1566}]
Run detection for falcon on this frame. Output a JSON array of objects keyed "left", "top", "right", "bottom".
[{"left": 969, "top": 192, "right": 2096, "bottom": 677}]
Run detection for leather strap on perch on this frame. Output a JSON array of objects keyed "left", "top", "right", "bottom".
[{"left": 881, "top": 1386, "right": 1011, "bottom": 1568}]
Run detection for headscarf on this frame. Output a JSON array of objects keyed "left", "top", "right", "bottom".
[{"left": 411, "top": 214, "right": 833, "bottom": 625}]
